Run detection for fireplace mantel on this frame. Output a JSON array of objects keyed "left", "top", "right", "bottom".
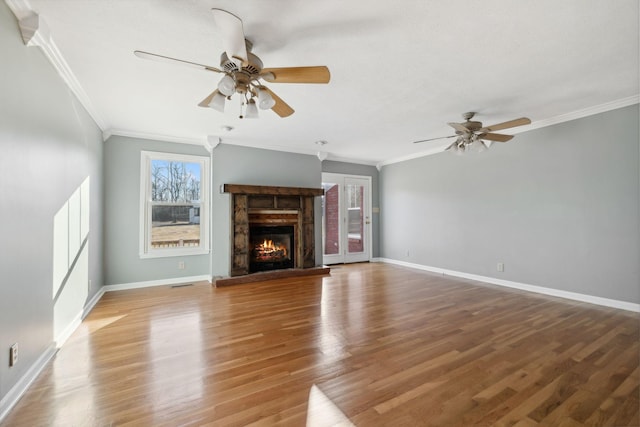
[
  {"left": 222, "top": 184, "right": 325, "bottom": 280},
  {"left": 223, "top": 184, "right": 324, "bottom": 197}
]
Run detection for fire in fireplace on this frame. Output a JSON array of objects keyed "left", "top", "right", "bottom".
[{"left": 249, "top": 226, "right": 294, "bottom": 272}]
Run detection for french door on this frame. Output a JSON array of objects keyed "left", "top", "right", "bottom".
[{"left": 322, "top": 173, "right": 371, "bottom": 265}]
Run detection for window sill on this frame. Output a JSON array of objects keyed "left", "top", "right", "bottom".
[{"left": 139, "top": 248, "right": 210, "bottom": 259}]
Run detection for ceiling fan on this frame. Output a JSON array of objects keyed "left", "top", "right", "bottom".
[
  {"left": 413, "top": 112, "right": 531, "bottom": 154},
  {"left": 134, "top": 8, "right": 330, "bottom": 118}
]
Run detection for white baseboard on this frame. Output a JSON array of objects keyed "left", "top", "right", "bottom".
[
  {"left": 0, "top": 343, "right": 57, "bottom": 423},
  {"left": 104, "top": 275, "right": 211, "bottom": 292},
  {"left": 56, "top": 276, "right": 209, "bottom": 348},
  {"left": 0, "top": 275, "right": 212, "bottom": 423},
  {"left": 55, "top": 312, "right": 82, "bottom": 348},
  {"left": 55, "top": 287, "right": 106, "bottom": 348},
  {"left": 54, "top": 275, "right": 210, "bottom": 347},
  {"left": 377, "top": 258, "right": 640, "bottom": 313},
  {"left": 83, "top": 287, "right": 106, "bottom": 318}
]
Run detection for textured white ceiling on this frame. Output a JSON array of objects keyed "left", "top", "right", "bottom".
[{"left": 23, "top": 0, "right": 640, "bottom": 164}]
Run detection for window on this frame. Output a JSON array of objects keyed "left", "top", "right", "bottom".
[{"left": 139, "top": 151, "right": 209, "bottom": 258}]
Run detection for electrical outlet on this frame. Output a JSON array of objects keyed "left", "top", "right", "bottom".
[
  {"left": 9, "top": 343, "right": 18, "bottom": 367},
  {"left": 497, "top": 262, "right": 505, "bottom": 272},
  {"left": 178, "top": 261, "right": 185, "bottom": 270}
]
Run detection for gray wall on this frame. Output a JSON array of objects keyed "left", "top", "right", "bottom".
[
  {"left": 380, "top": 105, "right": 639, "bottom": 304},
  {"left": 104, "top": 140, "right": 324, "bottom": 282},
  {"left": 0, "top": 2, "right": 104, "bottom": 405},
  {"left": 211, "top": 144, "right": 322, "bottom": 277},
  {"left": 322, "top": 161, "right": 380, "bottom": 258},
  {"left": 103, "top": 136, "right": 210, "bottom": 285}
]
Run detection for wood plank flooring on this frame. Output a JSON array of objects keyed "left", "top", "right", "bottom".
[{"left": 2, "top": 263, "right": 638, "bottom": 426}]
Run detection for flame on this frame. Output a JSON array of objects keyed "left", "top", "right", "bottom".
[{"left": 258, "top": 239, "right": 287, "bottom": 256}]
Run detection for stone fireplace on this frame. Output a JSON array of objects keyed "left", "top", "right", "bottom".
[{"left": 216, "top": 184, "right": 329, "bottom": 286}]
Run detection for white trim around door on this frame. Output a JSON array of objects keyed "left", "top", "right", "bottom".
[{"left": 321, "top": 173, "right": 372, "bottom": 265}]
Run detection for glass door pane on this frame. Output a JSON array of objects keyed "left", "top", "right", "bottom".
[
  {"left": 344, "top": 177, "right": 369, "bottom": 263},
  {"left": 346, "top": 182, "right": 364, "bottom": 254},
  {"left": 322, "top": 182, "right": 341, "bottom": 258}
]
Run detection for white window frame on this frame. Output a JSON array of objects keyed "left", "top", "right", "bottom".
[{"left": 139, "top": 151, "right": 210, "bottom": 258}]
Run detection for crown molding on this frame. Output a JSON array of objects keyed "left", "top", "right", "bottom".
[
  {"left": 100, "top": 95, "right": 640, "bottom": 166},
  {"left": 205, "top": 135, "right": 221, "bottom": 152},
  {"left": 317, "top": 151, "right": 329, "bottom": 161},
  {"left": 221, "top": 140, "right": 320, "bottom": 158},
  {"left": 106, "top": 125, "right": 382, "bottom": 165},
  {"left": 106, "top": 129, "right": 207, "bottom": 147},
  {"left": 101, "top": 129, "right": 112, "bottom": 142},
  {"left": 322, "top": 154, "right": 378, "bottom": 166},
  {"left": 107, "top": 129, "right": 315, "bottom": 156},
  {"left": 377, "top": 141, "right": 451, "bottom": 168},
  {"left": 5, "top": 0, "right": 107, "bottom": 130},
  {"left": 107, "top": 129, "right": 322, "bottom": 158},
  {"left": 4, "top": 0, "right": 31, "bottom": 20},
  {"left": 511, "top": 95, "right": 639, "bottom": 134},
  {"left": 377, "top": 95, "right": 640, "bottom": 168}
]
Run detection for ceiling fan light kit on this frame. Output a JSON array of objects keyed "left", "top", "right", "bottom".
[
  {"left": 207, "top": 91, "right": 227, "bottom": 112},
  {"left": 414, "top": 112, "right": 531, "bottom": 155},
  {"left": 257, "top": 87, "right": 276, "bottom": 110},
  {"left": 245, "top": 99, "right": 259, "bottom": 119},
  {"left": 217, "top": 74, "right": 236, "bottom": 96},
  {"left": 134, "top": 8, "right": 330, "bottom": 119}
]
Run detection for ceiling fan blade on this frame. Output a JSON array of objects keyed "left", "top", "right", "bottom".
[
  {"left": 211, "top": 8, "right": 248, "bottom": 67},
  {"left": 413, "top": 135, "right": 457, "bottom": 144},
  {"left": 197, "top": 90, "right": 219, "bottom": 108},
  {"left": 480, "top": 117, "right": 531, "bottom": 132},
  {"left": 260, "top": 66, "right": 331, "bottom": 84},
  {"left": 448, "top": 122, "right": 470, "bottom": 133},
  {"left": 134, "top": 50, "right": 223, "bottom": 73},
  {"left": 479, "top": 133, "right": 514, "bottom": 142},
  {"left": 264, "top": 87, "right": 294, "bottom": 117}
]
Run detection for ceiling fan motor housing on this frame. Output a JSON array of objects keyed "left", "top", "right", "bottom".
[
  {"left": 219, "top": 39, "right": 263, "bottom": 74},
  {"left": 459, "top": 111, "right": 482, "bottom": 133},
  {"left": 220, "top": 50, "right": 264, "bottom": 94},
  {"left": 454, "top": 121, "right": 483, "bottom": 135},
  {"left": 220, "top": 51, "right": 263, "bottom": 74}
]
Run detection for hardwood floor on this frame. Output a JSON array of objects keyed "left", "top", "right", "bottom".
[{"left": 2, "top": 263, "right": 638, "bottom": 426}]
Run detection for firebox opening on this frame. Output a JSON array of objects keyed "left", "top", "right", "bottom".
[{"left": 249, "top": 225, "right": 294, "bottom": 273}]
